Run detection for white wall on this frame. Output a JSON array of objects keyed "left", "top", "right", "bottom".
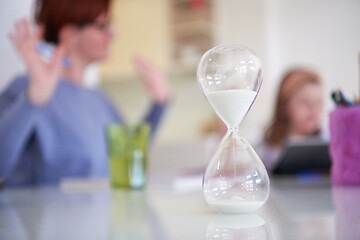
[
  {"left": 212, "top": 0, "right": 360, "bottom": 141},
  {"left": 0, "top": 0, "right": 33, "bottom": 91}
]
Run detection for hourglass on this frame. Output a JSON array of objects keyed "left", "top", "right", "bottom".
[{"left": 197, "top": 45, "right": 270, "bottom": 214}]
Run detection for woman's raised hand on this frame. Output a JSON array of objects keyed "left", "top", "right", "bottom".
[
  {"left": 9, "top": 19, "right": 64, "bottom": 106},
  {"left": 133, "top": 56, "right": 171, "bottom": 104}
]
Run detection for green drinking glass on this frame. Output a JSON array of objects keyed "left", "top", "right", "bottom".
[{"left": 106, "top": 124, "right": 150, "bottom": 189}]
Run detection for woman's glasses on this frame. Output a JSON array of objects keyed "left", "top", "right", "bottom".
[{"left": 78, "top": 20, "right": 112, "bottom": 33}]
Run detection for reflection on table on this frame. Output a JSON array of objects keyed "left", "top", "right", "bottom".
[
  {"left": 206, "top": 214, "right": 271, "bottom": 239},
  {"left": 1, "top": 177, "right": 360, "bottom": 239},
  {"left": 0, "top": 141, "right": 360, "bottom": 239}
]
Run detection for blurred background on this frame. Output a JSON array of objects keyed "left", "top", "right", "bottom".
[{"left": 1, "top": 0, "right": 359, "bottom": 145}]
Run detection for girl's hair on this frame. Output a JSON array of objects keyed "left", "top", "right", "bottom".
[
  {"left": 35, "top": 0, "right": 111, "bottom": 44},
  {"left": 264, "top": 68, "right": 322, "bottom": 146}
]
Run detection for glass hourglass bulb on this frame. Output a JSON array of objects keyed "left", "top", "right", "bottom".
[{"left": 197, "top": 45, "right": 270, "bottom": 214}]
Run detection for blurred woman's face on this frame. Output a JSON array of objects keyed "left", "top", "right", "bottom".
[
  {"left": 74, "top": 12, "right": 114, "bottom": 62},
  {"left": 287, "top": 83, "right": 323, "bottom": 136}
]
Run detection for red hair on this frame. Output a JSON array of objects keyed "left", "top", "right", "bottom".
[
  {"left": 35, "top": 0, "right": 111, "bottom": 44},
  {"left": 264, "top": 68, "right": 322, "bottom": 146}
]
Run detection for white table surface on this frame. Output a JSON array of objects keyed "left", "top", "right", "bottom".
[{"left": 0, "top": 141, "right": 359, "bottom": 240}]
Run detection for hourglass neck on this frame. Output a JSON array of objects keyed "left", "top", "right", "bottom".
[{"left": 227, "top": 126, "right": 241, "bottom": 132}]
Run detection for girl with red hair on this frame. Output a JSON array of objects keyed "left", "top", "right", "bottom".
[{"left": 257, "top": 68, "right": 325, "bottom": 171}]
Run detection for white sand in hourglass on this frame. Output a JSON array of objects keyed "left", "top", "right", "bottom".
[
  {"left": 210, "top": 198, "right": 265, "bottom": 213},
  {"left": 205, "top": 89, "right": 257, "bottom": 128}
]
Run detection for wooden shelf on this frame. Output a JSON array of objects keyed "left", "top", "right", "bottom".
[{"left": 170, "top": 0, "right": 213, "bottom": 71}]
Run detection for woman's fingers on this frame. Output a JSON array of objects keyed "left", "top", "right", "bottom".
[
  {"left": 15, "top": 20, "right": 25, "bottom": 39},
  {"left": 8, "top": 32, "right": 19, "bottom": 50},
  {"left": 21, "top": 19, "right": 31, "bottom": 39},
  {"left": 10, "top": 20, "right": 29, "bottom": 52},
  {"left": 133, "top": 56, "right": 150, "bottom": 76},
  {"left": 132, "top": 55, "right": 171, "bottom": 103},
  {"left": 50, "top": 44, "right": 65, "bottom": 70},
  {"left": 10, "top": 19, "right": 43, "bottom": 66},
  {"left": 35, "top": 25, "right": 44, "bottom": 43},
  {"left": 9, "top": 22, "right": 23, "bottom": 51}
]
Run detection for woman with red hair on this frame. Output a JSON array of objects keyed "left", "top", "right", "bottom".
[
  {"left": 257, "top": 68, "right": 325, "bottom": 171},
  {"left": 0, "top": 0, "right": 171, "bottom": 186}
]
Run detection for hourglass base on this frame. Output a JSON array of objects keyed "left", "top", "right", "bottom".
[{"left": 207, "top": 199, "right": 266, "bottom": 214}]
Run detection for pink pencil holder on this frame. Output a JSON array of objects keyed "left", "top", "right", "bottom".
[{"left": 330, "top": 106, "right": 360, "bottom": 186}]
